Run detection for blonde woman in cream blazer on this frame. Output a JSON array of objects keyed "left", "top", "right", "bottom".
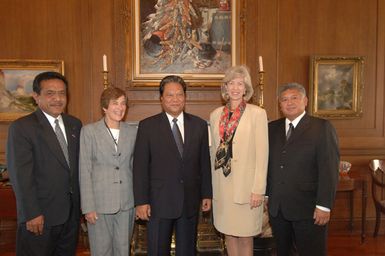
[{"left": 210, "top": 65, "right": 268, "bottom": 256}]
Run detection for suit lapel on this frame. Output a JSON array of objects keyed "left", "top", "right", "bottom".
[
  {"left": 63, "top": 114, "right": 77, "bottom": 172},
  {"left": 276, "top": 119, "right": 287, "bottom": 147},
  {"left": 285, "top": 114, "right": 311, "bottom": 145},
  {"left": 182, "top": 113, "right": 192, "bottom": 159},
  {"left": 211, "top": 108, "right": 222, "bottom": 149},
  {"left": 160, "top": 112, "right": 183, "bottom": 159},
  {"left": 95, "top": 119, "right": 116, "bottom": 153},
  {"left": 117, "top": 122, "right": 131, "bottom": 159},
  {"left": 35, "top": 110, "right": 69, "bottom": 170}
]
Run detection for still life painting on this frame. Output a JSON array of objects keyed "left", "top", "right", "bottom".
[{"left": 132, "top": 0, "right": 239, "bottom": 83}]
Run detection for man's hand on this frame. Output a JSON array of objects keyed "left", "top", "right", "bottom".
[
  {"left": 26, "top": 215, "right": 44, "bottom": 235},
  {"left": 250, "top": 193, "right": 264, "bottom": 209},
  {"left": 201, "top": 198, "right": 212, "bottom": 212},
  {"left": 85, "top": 211, "right": 98, "bottom": 224},
  {"left": 313, "top": 208, "right": 330, "bottom": 226},
  {"left": 263, "top": 197, "right": 268, "bottom": 211},
  {"left": 136, "top": 204, "right": 151, "bottom": 220}
]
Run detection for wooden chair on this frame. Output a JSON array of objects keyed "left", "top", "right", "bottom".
[{"left": 369, "top": 159, "right": 385, "bottom": 237}]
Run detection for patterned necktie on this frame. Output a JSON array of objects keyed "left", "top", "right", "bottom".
[
  {"left": 55, "top": 119, "right": 69, "bottom": 166},
  {"left": 286, "top": 122, "right": 294, "bottom": 141},
  {"left": 172, "top": 118, "right": 184, "bottom": 157}
]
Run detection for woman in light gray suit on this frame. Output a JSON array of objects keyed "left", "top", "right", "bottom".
[{"left": 80, "top": 87, "right": 137, "bottom": 255}]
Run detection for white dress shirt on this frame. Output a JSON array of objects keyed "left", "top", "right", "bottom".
[
  {"left": 43, "top": 111, "right": 68, "bottom": 143},
  {"left": 165, "top": 112, "right": 185, "bottom": 142}
]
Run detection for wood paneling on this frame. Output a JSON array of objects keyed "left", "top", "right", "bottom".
[{"left": 0, "top": 0, "right": 384, "bottom": 227}]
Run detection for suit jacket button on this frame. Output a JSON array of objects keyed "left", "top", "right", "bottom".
[
  {"left": 280, "top": 165, "right": 284, "bottom": 169},
  {"left": 282, "top": 150, "right": 286, "bottom": 154},
  {"left": 180, "top": 180, "right": 184, "bottom": 183},
  {"left": 115, "top": 167, "right": 119, "bottom": 170}
]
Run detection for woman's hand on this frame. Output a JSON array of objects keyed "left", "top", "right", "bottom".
[
  {"left": 85, "top": 211, "right": 98, "bottom": 224},
  {"left": 250, "top": 193, "right": 264, "bottom": 209}
]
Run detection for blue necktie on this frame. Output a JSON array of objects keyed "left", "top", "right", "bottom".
[{"left": 172, "top": 118, "right": 183, "bottom": 157}]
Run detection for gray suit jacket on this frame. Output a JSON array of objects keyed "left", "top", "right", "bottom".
[{"left": 79, "top": 119, "right": 137, "bottom": 214}]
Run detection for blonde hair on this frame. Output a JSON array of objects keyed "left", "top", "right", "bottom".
[{"left": 221, "top": 65, "right": 254, "bottom": 101}]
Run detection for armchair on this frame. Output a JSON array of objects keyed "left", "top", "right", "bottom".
[{"left": 369, "top": 159, "right": 385, "bottom": 237}]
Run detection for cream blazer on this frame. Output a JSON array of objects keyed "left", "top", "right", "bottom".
[{"left": 210, "top": 104, "right": 269, "bottom": 204}]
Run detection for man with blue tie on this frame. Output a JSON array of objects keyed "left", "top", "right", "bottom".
[{"left": 133, "top": 75, "right": 212, "bottom": 256}]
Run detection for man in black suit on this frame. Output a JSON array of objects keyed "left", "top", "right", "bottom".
[
  {"left": 7, "top": 72, "right": 82, "bottom": 256},
  {"left": 267, "top": 82, "right": 339, "bottom": 256},
  {"left": 133, "top": 75, "right": 212, "bottom": 256}
]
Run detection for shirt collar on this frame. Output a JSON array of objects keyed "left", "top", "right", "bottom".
[
  {"left": 165, "top": 112, "right": 184, "bottom": 126},
  {"left": 285, "top": 111, "right": 306, "bottom": 129},
  {"left": 41, "top": 110, "right": 63, "bottom": 128}
]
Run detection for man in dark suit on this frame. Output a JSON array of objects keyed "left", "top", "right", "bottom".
[
  {"left": 133, "top": 75, "right": 212, "bottom": 256},
  {"left": 7, "top": 72, "right": 82, "bottom": 256},
  {"left": 267, "top": 82, "right": 339, "bottom": 256}
]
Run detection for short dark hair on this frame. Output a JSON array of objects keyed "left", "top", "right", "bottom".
[
  {"left": 33, "top": 71, "right": 68, "bottom": 94},
  {"left": 159, "top": 75, "right": 187, "bottom": 96},
  {"left": 100, "top": 87, "right": 127, "bottom": 112}
]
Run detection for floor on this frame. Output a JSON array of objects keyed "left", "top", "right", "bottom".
[{"left": 1, "top": 219, "right": 384, "bottom": 256}]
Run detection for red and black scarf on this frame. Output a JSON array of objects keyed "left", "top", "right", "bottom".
[{"left": 214, "top": 100, "right": 246, "bottom": 176}]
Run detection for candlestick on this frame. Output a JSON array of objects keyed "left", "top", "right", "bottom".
[
  {"left": 103, "top": 54, "right": 108, "bottom": 72},
  {"left": 102, "top": 71, "right": 109, "bottom": 89},
  {"left": 257, "top": 71, "right": 265, "bottom": 108},
  {"left": 258, "top": 56, "right": 263, "bottom": 72}
]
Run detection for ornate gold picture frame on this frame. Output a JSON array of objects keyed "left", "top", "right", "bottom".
[
  {"left": 0, "top": 59, "right": 64, "bottom": 122},
  {"left": 130, "top": 0, "right": 244, "bottom": 87},
  {"left": 309, "top": 56, "right": 364, "bottom": 119}
]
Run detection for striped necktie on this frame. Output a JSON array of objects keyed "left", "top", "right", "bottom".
[{"left": 55, "top": 119, "right": 69, "bottom": 166}]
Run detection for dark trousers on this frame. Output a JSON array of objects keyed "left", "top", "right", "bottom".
[
  {"left": 269, "top": 211, "right": 327, "bottom": 256},
  {"left": 16, "top": 203, "right": 79, "bottom": 256},
  {"left": 147, "top": 214, "right": 198, "bottom": 256}
]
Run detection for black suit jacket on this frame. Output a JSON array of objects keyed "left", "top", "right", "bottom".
[
  {"left": 7, "top": 109, "right": 82, "bottom": 226},
  {"left": 133, "top": 112, "right": 212, "bottom": 218},
  {"left": 267, "top": 114, "right": 339, "bottom": 221}
]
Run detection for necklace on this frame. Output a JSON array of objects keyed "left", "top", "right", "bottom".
[{"left": 103, "top": 118, "right": 119, "bottom": 147}]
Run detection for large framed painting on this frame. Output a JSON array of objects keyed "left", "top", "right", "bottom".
[
  {"left": 309, "top": 56, "right": 364, "bottom": 119},
  {"left": 130, "top": 0, "right": 245, "bottom": 86},
  {"left": 0, "top": 60, "right": 64, "bottom": 122}
]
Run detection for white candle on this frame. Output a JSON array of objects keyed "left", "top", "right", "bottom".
[
  {"left": 103, "top": 54, "right": 108, "bottom": 72},
  {"left": 258, "top": 56, "right": 264, "bottom": 72}
]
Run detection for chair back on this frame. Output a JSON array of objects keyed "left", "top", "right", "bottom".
[{"left": 369, "top": 159, "right": 385, "bottom": 206}]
